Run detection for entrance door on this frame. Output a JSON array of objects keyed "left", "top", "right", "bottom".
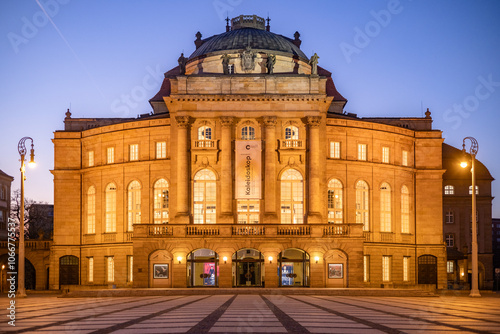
[
  {"left": 418, "top": 255, "right": 437, "bottom": 285},
  {"left": 59, "top": 256, "right": 79, "bottom": 288},
  {"left": 236, "top": 261, "right": 261, "bottom": 286}
]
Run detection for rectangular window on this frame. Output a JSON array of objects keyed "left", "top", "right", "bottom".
[
  {"left": 402, "top": 150, "right": 408, "bottom": 166},
  {"left": 107, "top": 147, "right": 114, "bottom": 164},
  {"left": 88, "top": 257, "right": 94, "bottom": 283},
  {"left": 445, "top": 211, "right": 454, "bottom": 224},
  {"left": 127, "top": 256, "right": 133, "bottom": 282},
  {"left": 88, "top": 151, "right": 94, "bottom": 167},
  {"left": 382, "top": 147, "right": 389, "bottom": 163},
  {"left": 237, "top": 200, "right": 260, "bottom": 224},
  {"left": 358, "top": 144, "right": 367, "bottom": 161},
  {"left": 447, "top": 260, "right": 454, "bottom": 274},
  {"left": 445, "top": 233, "right": 454, "bottom": 247},
  {"left": 403, "top": 257, "right": 410, "bottom": 282},
  {"left": 156, "top": 141, "right": 167, "bottom": 159},
  {"left": 129, "top": 144, "right": 138, "bottom": 161},
  {"left": 330, "top": 141, "right": 340, "bottom": 159},
  {"left": 363, "top": 255, "right": 369, "bottom": 282},
  {"left": 0, "top": 210, "right": 4, "bottom": 223},
  {"left": 107, "top": 256, "right": 114, "bottom": 282},
  {"left": 382, "top": 256, "right": 391, "bottom": 282}
]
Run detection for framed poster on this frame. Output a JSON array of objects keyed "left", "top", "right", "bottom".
[
  {"left": 328, "top": 263, "right": 343, "bottom": 279},
  {"left": 153, "top": 264, "right": 169, "bottom": 279}
]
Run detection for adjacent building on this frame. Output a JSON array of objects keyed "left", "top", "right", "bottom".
[{"left": 0, "top": 169, "right": 14, "bottom": 241}]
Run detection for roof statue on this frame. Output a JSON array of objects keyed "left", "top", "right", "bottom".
[
  {"left": 240, "top": 46, "right": 256, "bottom": 72},
  {"left": 309, "top": 53, "right": 319, "bottom": 75},
  {"left": 178, "top": 53, "right": 187, "bottom": 75},
  {"left": 266, "top": 54, "right": 276, "bottom": 74},
  {"left": 221, "top": 54, "right": 231, "bottom": 74}
]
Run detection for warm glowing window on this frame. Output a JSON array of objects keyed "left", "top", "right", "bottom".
[
  {"left": 194, "top": 169, "right": 216, "bottom": 224},
  {"left": 280, "top": 169, "right": 304, "bottom": 224},
  {"left": 156, "top": 142, "right": 166, "bottom": 159},
  {"left": 356, "top": 180, "right": 369, "bottom": 231},
  {"left": 198, "top": 126, "right": 212, "bottom": 140},
  {"left": 87, "top": 186, "right": 96, "bottom": 234},
  {"left": 401, "top": 185, "right": 409, "bottom": 233},
  {"left": 445, "top": 233, "right": 454, "bottom": 247},
  {"left": 469, "top": 185, "right": 479, "bottom": 195},
  {"left": 380, "top": 183, "right": 392, "bottom": 232},
  {"left": 382, "top": 256, "right": 391, "bottom": 282},
  {"left": 241, "top": 126, "right": 255, "bottom": 140},
  {"left": 403, "top": 257, "right": 410, "bottom": 282},
  {"left": 363, "top": 255, "right": 370, "bottom": 282},
  {"left": 330, "top": 141, "right": 340, "bottom": 159},
  {"left": 107, "top": 256, "right": 114, "bottom": 282},
  {"left": 447, "top": 260, "right": 454, "bottom": 273},
  {"left": 327, "top": 179, "right": 343, "bottom": 224},
  {"left": 88, "top": 151, "right": 94, "bottom": 167},
  {"left": 382, "top": 147, "right": 389, "bottom": 163},
  {"left": 105, "top": 183, "right": 116, "bottom": 233},
  {"left": 127, "top": 256, "right": 133, "bottom": 282},
  {"left": 88, "top": 257, "right": 94, "bottom": 283},
  {"left": 284, "top": 126, "right": 299, "bottom": 140},
  {"left": 444, "top": 185, "right": 454, "bottom": 195},
  {"left": 402, "top": 150, "right": 408, "bottom": 166},
  {"left": 127, "top": 181, "right": 141, "bottom": 231},
  {"left": 107, "top": 147, "right": 114, "bottom": 164},
  {"left": 154, "top": 178, "right": 169, "bottom": 224},
  {"left": 358, "top": 143, "right": 367, "bottom": 161},
  {"left": 129, "top": 144, "right": 138, "bottom": 161},
  {"left": 445, "top": 210, "right": 454, "bottom": 224},
  {"left": 237, "top": 200, "right": 260, "bottom": 224}
]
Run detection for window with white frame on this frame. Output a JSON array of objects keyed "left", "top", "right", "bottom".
[
  {"left": 88, "top": 151, "right": 94, "bottom": 167},
  {"left": 194, "top": 169, "right": 217, "bottom": 224},
  {"left": 363, "top": 255, "right": 370, "bottom": 282},
  {"left": 237, "top": 200, "right": 260, "bottom": 224},
  {"left": 127, "top": 256, "right": 133, "bottom": 282},
  {"left": 447, "top": 260, "right": 454, "bottom": 273},
  {"left": 356, "top": 180, "right": 369, "bottom": 231},
  {"left": 107, "top": 256, "right": 114, "bottom": 282},
  {"left": 380, "top": 183, "right": 392, "bottom": 232},
  {"left": 469, "top": 185, "right": 479, "bottom": 195},
  {"left": 107, "top": 147, "right": 114, "bottom": 164},
  {"left": 358, "top": 143, "right": 367, "bottom": 161},
  {"left": 198, "top": 126, "right": 212, "bottom": 140},
  {"left": 403, "top": 256, "right": 410, "bottom": 282},
  {"left": 87, "top": 186, "right": 96, "bottom": 234},
  {"left": 444, "top": 185, "right": 454, "bottom": 195},
  {"left": 382, "top": 147, "right": 389, "bottom": 163},
  {"left": 241, "top": 126, "right": 255, "bottom": 140},
  {"left": 284, "top": 126, "right": 299, "bottom": 140},
  {"left": 280, "top": 169, "right": 304, "bottom": 224},
  {"left": 129, "top": 144, "right": 138, "bottom": 161},
  {"left": 153, "top": 178, "right": 169, "bottom": 224},
  {"left": 88, "top": 257, "right": 94, "bottom": 283},
  {"left": 327, "top": 179, "right": 343, "bottom": 224},
  {"left": 156, "top": 142, "right": 166, "bottom": 159},
  {"left": 445, "top": 233, "right": 454, "bottom": 247},
  {"left": 402, "top": 150, "right": 408, "bottom": 166},
  {"left": 105, "top": 183, "right": 117, "bottom": 233},
  {"left": 401, "top": 185, "right": 410, "bottom": 233},
  {"left": 127, "top": 181, "right": 141, "bottom": 231},
  {"left": 382, "top": 256, "right": 391, "bottom": 282},
  {"left": 445, "top": 210, "right": 454, "bottom": 224},
  {"left": 330, "top": 141, "right": 340, "bottom": 159}
]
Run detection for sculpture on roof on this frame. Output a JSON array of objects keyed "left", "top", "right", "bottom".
[
  {"left": 266, "top": 54, "right": 276, "bottom": 74},
  {"left": 309, "top": 53, "right": 319, "bottom": 76},
  {"left": 240, "top": 46, "right": 256, "bottom": 71},
  {"left": 178, "top": 53, "right": 187, "bottom": 75},
  {"left": 221, "top": 54, "right": 231, "bottom": 74}
]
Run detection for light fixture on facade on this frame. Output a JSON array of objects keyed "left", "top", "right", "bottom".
[
  {"left": 314, "top": 256, "right": 320, "bottom": 264},
  {"left": 223, "top": 256, "right": 227, "bottom": 264},
  {"left": 177, "top": 256, "right": 182, "bottom": 264},
  {"left": 268, "top": 256, "right": 273, "bottom": 264}
]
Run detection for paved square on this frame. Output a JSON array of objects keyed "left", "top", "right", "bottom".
[{"left": 1, "top": 293, "right": 500, "bottom": 333}]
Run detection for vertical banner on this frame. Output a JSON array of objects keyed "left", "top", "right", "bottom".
[{"left": 235, "top": 140, "right": 262, "bottom": 199}]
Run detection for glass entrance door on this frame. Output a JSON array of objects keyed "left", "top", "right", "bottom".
[{"left": 232, "top": 248, "right": 263, "bottom": 287}]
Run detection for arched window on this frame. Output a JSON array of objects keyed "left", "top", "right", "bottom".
[
  {"left": 87, "top": 186, "right": 95, "bottom": 234},
  {"left": 241, "top": 126, "right": 255, "bottom": 140},
  {"left": 355, "top": 180, "right": 369, "bottom": 231},
  {"left": 444, "top": 185, "right": 454, "bottom": 195},
  {"left": 285, "top": 126, "right": 299, "bottom": 140},
  {"left": 279, "top": 248, "right": 310, "bottom": 287},
  {"left": 380, "top": 182, "right": 392, "bottom": 232},
  {"left": 154, "top": 179, "right": 169, "bottom": 224},
  {"left": 469, "top": 185, "right": 479, "bottom": 195},
  {"left": 105, "top": 183, "right": 116, "bottom": 233},
  {"left": 194, "top": 169, "right": 216, "bottom": 224},
  {"left": 401, "top": 185, "right": 409, "bottom": 233},
  {"left": 327, "top": 179, "right": 343, "bottom": 224},
  {"left": 280, "top": 169, "right": 304, "bottom": 224},
  {"left": 127, "top": 181, "right": 141, "bottom": 231},
  {"left": 198, "top": 126, "right": 212, "bottom": 140}
]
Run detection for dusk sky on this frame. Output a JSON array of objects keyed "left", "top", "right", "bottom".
[{"left": 1, "top": 0, "right": 499, "bottom": 217}]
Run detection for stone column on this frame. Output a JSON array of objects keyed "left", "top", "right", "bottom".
[
  {"left": 307, "top": 116, "right": 322, "bottom": 223},
  {"left": 263, "top": 116, "right": 277, "bottom": 223},
  {"left": 175, "top": 116, "right": 190, "bottom": 221},
  {"left": 220, "top": 117, "right": 234, "bottom": 221}
]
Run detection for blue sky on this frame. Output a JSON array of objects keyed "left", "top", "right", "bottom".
[{"left": 1, "top": 0, "right": 499, "bottom": 217}]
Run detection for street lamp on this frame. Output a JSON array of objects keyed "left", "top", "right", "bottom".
[
  {"left": 17, "top": 137, "right": 36, "bottom": 298},
  {"left": 1, "top": 264, "right": 5, "bottom": 293},
  {"left": 460, "top": 136, "right": 480, "bottom": 297}
]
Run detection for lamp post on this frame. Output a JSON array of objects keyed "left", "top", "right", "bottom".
[
  {"left": 460, "top": 136, "right": 480, "bottom": 297},
  {"left": 1, "top": 264, "right": 5, "bottom": 293},
  {"left": 17, "top": 137, "right": 36, "bottom": 298}
]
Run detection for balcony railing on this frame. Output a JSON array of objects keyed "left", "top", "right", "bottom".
[
  {"left": 323, "top": 224, "right": 349, "bottom": 236},
  {"left": 232, "top": 225, "right": 265, "bottom": 236},
  {"left": 149, "top": 225, "right": 173, "bottom": 236},
  {"left": 193, "top": 140, "right": 216, "bottom": 148},
  {"left": 277, "top": 225, "right": 310, "bottom": 236},
  {"left": 280, "top": 139, "right": 303, "bottom": 149},
  {"left": 0, "top": 240, "right": 52, "bottom": 250},
  {"left": 187, "top": 226, "right": 220, "bottom": 236}
]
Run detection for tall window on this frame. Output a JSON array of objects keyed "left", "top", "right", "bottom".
[
  {"left": 156, "top": 142, "right": 166, "bottom": 159},
  {"left": 444, "top": 185, "right": 454, "bottom": 195},
  {"left": 330, "top": 141, "right": 340, "bottom": 159},
  {"left": 445, "top": 210, "right": 454, "bottom": 224},
  {"left": 380, "top": 183, "right": 392, "bottom": 232},
  {"left": 469, "top": 185, "right": 479, "bottom": 195},
  {"left": 382, "top": 256, "right": 391, "bottom": 282},
  {"left": 107, "top": 147, "right": 114, "bottom": 164},
  {"left": 356, "top": 180, "right": 369, "bottom": 231},
  {"left": 327, "top": 179, "right": 343, "bottom": 224},
  {"left": 401, "top": 185, "right": 409, "bottom": 233},
  {"left": 129, "top": 144, "right": 138, "bottom": 161},
  {"left": 237, "top": 200, "right": 260, "bottom": 224},
  {"left": 403, "top": 257, "right": 410, "bottom": 282},
  {"left": 105, "top": 183, "right": 116, "bottom": 233},
  {"left": 402, "top": 150, "right": 408, "bottom": 166},
  {"left": 127, "top": 256, "right": 133, "bottom": 282},
  {"left": 382, "top": 147, "right": 389, "bottom": 163},
  {"left": 284, "top": 126, "right": 299, "bottom": 140},
  {"left": 87, "top": 186, "right": 96, "bottom": 234},
  {"left": 445, "top": 233, "right": 454, "bottom": 247},
  {"left": 153, "top": 178, "right": 169, "bottom": 224},
  {"left": 198, "top": 126, "right": 212, "bottom": 140},
  {"left": 107, "top": 256, "right": 114, "bottom": 282},
  {"left": 88, "top": 151, "right": 94, "bottom": 167},
  {"left": 358, "top": 143, "right": 367, "bottom": 161},
  {"left": 127, "top": 181, "right": 141, "bottom": 231},
  {"left": 0, "top": 186, "right": 5, "bottom": 200},
  {"left": 447, "top": 261, "right": 454, "bottom": 274},
  {"left": 363, "top": 255, "right": 370, "bottom": 282},
  {"left": 280, "top": 169, "right": 304, "bottom": 224},
  {"left": 194, "top": 169, "right": 217, "bottom": 224},
  {"left": 88, "top": 257, "right": 94, "bottom": 283},
  {"left": 241, "top": 126, "right": 255, "bottom": 140}
]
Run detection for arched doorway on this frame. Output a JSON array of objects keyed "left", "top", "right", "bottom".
[
  {"left": 149, "top": 250, "right": 172, "bottom": 288},
  {"left": 0, "top": 254, "right": 36, "bottom": 291},
  {"left": 187, "top": 249, "right": 218, "bottom": 287},
  {"left": 279, "top": 248, "right": 310, "bottom": 287},
  {"left": 418, "top": 255, "right": 437, "bottom": 286},
  {"left": 232, "top": 248, "right": 263, "bottom": 287},
  {"left": 59, "top": 255, "right": 79, "bottom": 288}
]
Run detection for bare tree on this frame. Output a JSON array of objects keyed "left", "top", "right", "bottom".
[{"left": 10, "top": 189, "right": 53, "bottom": 240}]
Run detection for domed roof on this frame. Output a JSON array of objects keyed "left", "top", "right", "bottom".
[{"left": 189, "top": 28, "right": 308, "bottom": 60}]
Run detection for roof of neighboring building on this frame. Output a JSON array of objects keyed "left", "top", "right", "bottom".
[
  {"left": 442, "top": 143, "right": 494, "bottom": 180},
  {"left": 0, "top": 169, "right": 14, "bottom": 181}
]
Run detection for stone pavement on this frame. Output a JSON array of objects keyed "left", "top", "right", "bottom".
[{"left": 1, "top": 293, "right": 500, "bottom": 333}]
